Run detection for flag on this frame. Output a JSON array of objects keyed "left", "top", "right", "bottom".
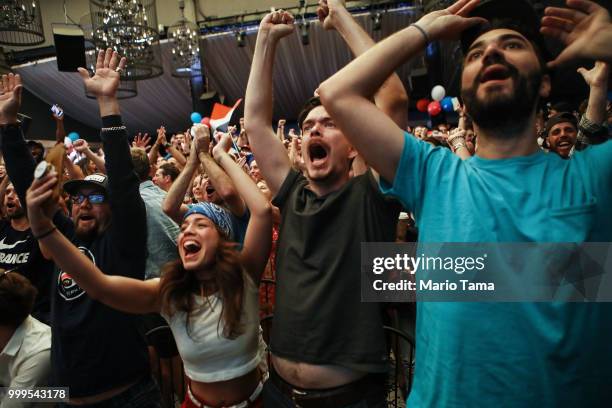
[{"left": 210, "top": 99, "right": 242, "bottom": 132}]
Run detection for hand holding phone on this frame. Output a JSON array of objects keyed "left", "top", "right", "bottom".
[{"left": 51, "top": 104, "right": 64, "bottom": 119}]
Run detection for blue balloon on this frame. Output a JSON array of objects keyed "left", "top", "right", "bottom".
[
  {"left": 68, "top": 132, "right": 79, "bottom": 142},
  {"left": 190, "top": 112, "right": 202, "bottom": 124},
  {"left": 441, "top": 97, "right": 454, "bottom": 113}
]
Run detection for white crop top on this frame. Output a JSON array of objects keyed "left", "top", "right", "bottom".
[{"left": 162, "top": 275, "right": 263, "bottom": 382}]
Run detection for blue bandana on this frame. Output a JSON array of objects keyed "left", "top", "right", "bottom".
[{"left": 184, "top": 202, "right": 234, "bottom": 240}]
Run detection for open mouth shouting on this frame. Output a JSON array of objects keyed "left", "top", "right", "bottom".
[
  {"left": 77, "top": 214, "right": 96, "bottom": 226},
  {"left": 556, "top": 138, "right": 574, "bottom": 149},
  {"left": 308, "top": 141, "right": 329, "bottom": 167},
  {"left": 182, "top": 240, "right": 202, "bottom": 258},
  {"left": 480, "top": 64, "right": 512, "bottom": 84}
]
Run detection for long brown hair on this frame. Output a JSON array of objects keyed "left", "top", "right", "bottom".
[{"left": 159, "top": 232, "right": 245, "bottom": 339}]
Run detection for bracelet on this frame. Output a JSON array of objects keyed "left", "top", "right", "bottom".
[
  {"left": 101, "top": 125, "right": 127, "bottom": 132},
  {"left": 410, "top": 23, "right": 430, "bottom": 46},
  {"left": 33, "top": 225, "right": 57, "bottom": 240},
  {"left": 452, "top": 143, "right": 466, "bottom": 152}
]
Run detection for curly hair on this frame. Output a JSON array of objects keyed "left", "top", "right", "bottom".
[{"left": 159, "top": 232, "right": 245, "bottom": 339}]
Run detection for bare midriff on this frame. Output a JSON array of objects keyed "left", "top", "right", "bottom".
[
  {"left": 190, "top": 368, "right": 261, "bottom": 406},
  {"left": 271, "top": 354, "right": 366, "bottom": 389}
]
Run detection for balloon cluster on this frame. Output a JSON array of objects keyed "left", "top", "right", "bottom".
[
  {"left": 416, "top": 85, "right": 456, "bottom": 117},
  {"left": 190, "top": 112, "right": 211, "bottom": 127}
]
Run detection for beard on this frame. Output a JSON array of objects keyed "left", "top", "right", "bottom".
[
  {"left": 74, "top": 218, "right": 107, "bottom": 242},
  {"left": 7, "top": 206, "right": 25, "bottom": 220},
  {"left": 75, "top": 223, "right": 98, "bottom": 242},
  {"left": 462, "top": 55, "right": 542, "bottom": 137}
]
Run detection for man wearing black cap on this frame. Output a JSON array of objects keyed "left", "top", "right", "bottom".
[
  {"left": 319, "top": 0, "right": 612, "bottom": 406},
  {"left": 2, "top": 49, "right": 159, "bottom": 406},
  {"left": 544, "top": 112, "right": 578, "bottom": 158}
]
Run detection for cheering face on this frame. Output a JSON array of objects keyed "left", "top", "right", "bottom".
[
  {"left": 178, "top": 214, "right": 220, "bottom": 271},
  {"left": 192, "top": 175, "right": 206, "bottom": 203},
  {"left": 202, "top": 177, "right": 221, "bottom": 205},
  {"left": 72, "top": 187, "right": 111, "bottom": 242},
  {"left": 547, "top": 122, "right": 577, "bottom": 158},
  {"left": 461, "top": 29, "right": 549, "bottom": 131},
  {"left": 4, "top": 184, "right": 25, "bottom": 220},
  {"left": 249, "top": 160, "right": 263, "bottom": 182},
  {"left": 301, "top": 105, "right": 355, "bottom": 183}
]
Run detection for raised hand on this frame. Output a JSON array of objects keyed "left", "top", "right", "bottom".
[
  {"left": 577, "top": 61, "right": 610, "bottom": 88},
  {"left": 213, "top": 132, "right": 234, "bottom": 160},
  {"left": 77, "top": 48, "right": 127, "bottom": 99},
  {"left": 541, "top": 0, "right": 612, "bottom": 67},
  {"left": 415, "top": 0, "right": 486, "bottom": 42},
  {"left": 26, "top": 168, "right": 59, "bottom": 235},
  {"left": 156, "top": 126, "right": 167, "bottom": 146},
  {"left": 52, "top": 104, "right": 64, "bottom": 121},
  {"left": 192, "top": 124, "right": 211, "bottom": 155},
  {"left": 0, "top": 73, "right": 23, "bottom": 125},
  {"left": 316, "top": 0, "right": 347, "bottom": 30},
  {"left": 73, "top": 139, "right": 90, "bottom": 153},
  {"left": 133, "top": 132, "right": 151, "bottom": 149},
  {"left": 260, "top": 9, "right": 295, "bottom": 40}
]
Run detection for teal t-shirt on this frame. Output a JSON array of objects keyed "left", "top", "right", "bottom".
[{"left": 381, "top": 133, "right": 612, "bottom": 407}]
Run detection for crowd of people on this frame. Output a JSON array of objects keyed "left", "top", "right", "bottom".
[{"left": 1, "top": 0, "right": 612, "bottom": 407}]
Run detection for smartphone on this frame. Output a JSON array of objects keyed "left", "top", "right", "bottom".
[{"left": 51, "top": 104, "right": 64, "bottom": 118}]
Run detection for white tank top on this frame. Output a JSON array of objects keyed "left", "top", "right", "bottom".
[{"left": 162, "top": 275, "right": 263, "bottom": 382}]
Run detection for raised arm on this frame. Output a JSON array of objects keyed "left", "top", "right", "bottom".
[
  {"left": 162, "top": 140, "right": 200, "bottom": 223},
  {"left": 318, "top": 0, "right": 408, "bottom": 128},
  {"left": 25, "top": 170, "right": 160, "bottom": 315},
  {"left": 78, "top": 49, "right": 147, "bottom": 258},
  {"left": 213, "top": 134, "right": 272, "bottom": 284},
  {"left": 244, "top": 11, "right": 294, "bottom": 196},
  {"left": 196, "top": 128, "right": 246, "bottom": 217},
  {"left": 318, "top": 0, "right": 484, "bottom": 182},
  {"left": 0, "top": 73, "right": 36, "bottom": 206},
  {"left": 53, "top": 106, "right": 66, "bottom": 144},
  {"left": 73, "top": 139, "right": 107, "bottom": 173}
]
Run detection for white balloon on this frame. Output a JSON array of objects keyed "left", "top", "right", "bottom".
[{"left": 431, "top": 85, "right": 446, "bottom": 101}]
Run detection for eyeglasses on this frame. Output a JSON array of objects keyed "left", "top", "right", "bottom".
[{"left": 72, "top": 193, "right": 106, "bottom": 205}]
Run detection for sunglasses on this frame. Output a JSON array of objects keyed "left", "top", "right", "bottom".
[{"left": 72, "top": 193, "right": 106, "bottom": 204}]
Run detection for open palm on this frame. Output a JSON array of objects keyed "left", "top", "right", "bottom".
[
  {"left": 77, "top": 48, "right": 127, "bottom": 98},
  {"left": 541, "top": 0, "right": 611, "bottom": 67},
  {"left": 0, "top": 73, "right": 22, "bottom": 123}
]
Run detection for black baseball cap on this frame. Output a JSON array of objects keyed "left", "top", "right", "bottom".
[
  {"left": 460, "top": 0, "right": 551, "bottom": 62},
  {"left": 63, "top": 173, "right": 109, "bottom": 195},
  {"left": 545, "top": 112, "right": 577, "bottom": 136}
]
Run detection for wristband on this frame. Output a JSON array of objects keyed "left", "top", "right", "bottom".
[
  {"left": 410, "top": 23, "right": 430, "bottom": 46},
  {"left": 101, "top": 125, "right": 127, "bottom": 132},
  {"left": 33, "top": 225, "right": 57, "bottom": 240}
]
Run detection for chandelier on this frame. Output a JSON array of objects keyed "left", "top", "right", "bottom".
[
  {"left": 89, "top": 0, "right": 162, "bottom": 80},
  {"left": 168, "top": 0, "right": 201, "bottom": 77},
  {"left": 0, "top": 0, "right": 44, "bottom": 46},
  {"left": 84, "top": 47, "right": 138, "bottom": 99}
]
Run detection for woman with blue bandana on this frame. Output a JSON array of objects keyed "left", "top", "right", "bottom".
[{"left": 25, "top": 128, "right": 273, "bottom": 407}]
